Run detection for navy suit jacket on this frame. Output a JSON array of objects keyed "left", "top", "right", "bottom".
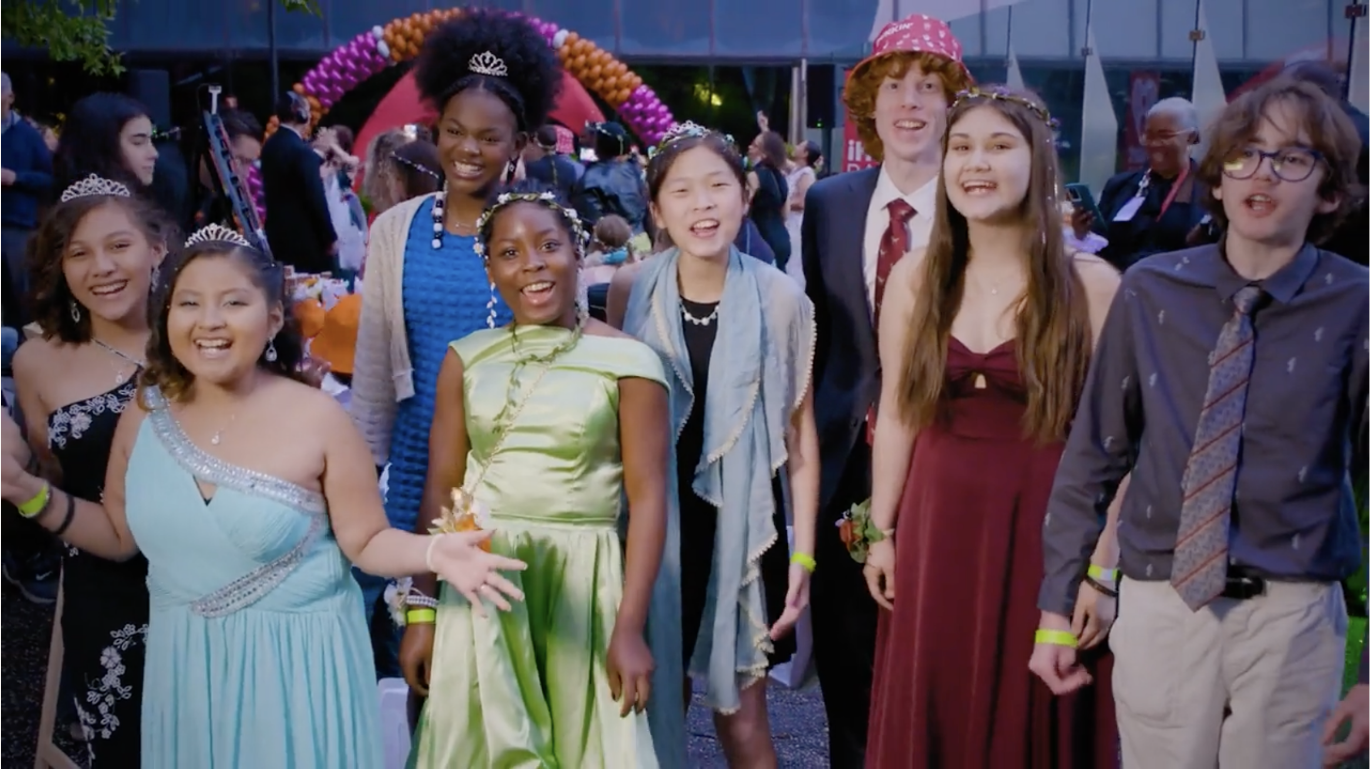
[{"left": 800, "top": 167, "right": 881, "bottom": 511}]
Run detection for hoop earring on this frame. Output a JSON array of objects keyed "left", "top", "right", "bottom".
[
  {"left": 69, "top": 301, "right": 81, "bottom": 323},
  {"left": 486, "top": 282, "right": 498, "bottom": 329},
  {"left": 264, "top": 337, "right": 278, "bottom": 362}
]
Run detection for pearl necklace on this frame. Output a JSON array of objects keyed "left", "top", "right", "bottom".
[
  {"left": 430, "top": 184, "right": 476, "bottom": 250},
  {"left": 680, "top": 302, "right": 720, "bottom": 327}
]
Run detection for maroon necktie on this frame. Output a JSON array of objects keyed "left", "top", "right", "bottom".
[{"left": 867, "top": 198, "right": 917, "bottom": 445}]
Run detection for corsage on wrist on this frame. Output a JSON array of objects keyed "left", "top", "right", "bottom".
[
  {"left": 838, "top": 498, "right": 890, "bottom": 564},
  {"left": 385, "top": 577, "right": 441, "bottom": 627},
  {"left": 430, "top": 487, "right": 492, "bottom": 553}
]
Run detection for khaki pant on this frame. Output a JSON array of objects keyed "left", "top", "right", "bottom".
[{"left": 1110, "top": 578, "right": 1346, "bottom": 769}]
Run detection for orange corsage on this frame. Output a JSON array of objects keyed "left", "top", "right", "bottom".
[{"left": 432, "top": 487, "right": 492, "bottom": 552}]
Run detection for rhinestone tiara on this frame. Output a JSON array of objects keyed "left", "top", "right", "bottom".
[
  {"left": 468, "top": 51, "right": 508, "bottom": 78},
  {"left": 650, "top": 121, "right": 735, "bottom": 158},
  {"left": 59, "top": 174, "right": 132, "bottom": 203},
  {"left": 185, "top": 223, "right": 252, "bottom": 249}
]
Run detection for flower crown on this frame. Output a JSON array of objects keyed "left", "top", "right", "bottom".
[
  {"left": 185, "top": 223, "right": 253, "bottom": 249},
  {"left": 952, "top": 86, "right": 1059, "bottom": 130},
  {"left": 648, "top": 121, "right": 736, "bottom": 159},
  {"left": 472, "top": 191, "right": 591, "bottom": 259},
  {"left": 59, "top": 174, "right": 131, "bottom": 203}
]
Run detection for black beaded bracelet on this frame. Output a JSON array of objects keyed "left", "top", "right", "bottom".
[
  {"left": 51, "top": 491, "right": 76, "bottom": 538},
  {"left": 1082, "top": 574, "right": 1118, "bottom": 598}
]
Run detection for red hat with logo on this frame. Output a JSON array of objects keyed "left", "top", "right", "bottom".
[{"left": 850, "top": 13, "right": 969, "bottom": 82}]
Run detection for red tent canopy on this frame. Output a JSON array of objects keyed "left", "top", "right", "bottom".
[{"left": 353, "top": 69, "right": 604, "bottom": 177}]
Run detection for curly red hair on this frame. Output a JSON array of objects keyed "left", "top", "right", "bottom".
[{"left": 842, "top": 52, "right": 971, "bottom": 163}]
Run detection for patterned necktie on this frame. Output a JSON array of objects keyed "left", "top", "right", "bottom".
[
  {"left": 1170, "top": 285, "right": 1265, "bottom": 610},
  {"left": 867, "top": 198, "right": 917, "bottom": 445}
]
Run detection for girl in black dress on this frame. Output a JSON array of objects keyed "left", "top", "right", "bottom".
[{"left": 12, "top": 174, "right": 172, "bottom": 765}]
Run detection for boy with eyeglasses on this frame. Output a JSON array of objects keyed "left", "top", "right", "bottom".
[{"left": 1033, "top": 77, "right": 1368, "bottom": 767}]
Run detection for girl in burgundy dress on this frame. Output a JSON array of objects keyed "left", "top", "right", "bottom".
[{"left": 861, "top": 86, "right": 1122, "bottom": 768}]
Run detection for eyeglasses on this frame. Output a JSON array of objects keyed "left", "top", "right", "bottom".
[{"left": 1222, "top": 146, "right": 1324, "bottom": 183}]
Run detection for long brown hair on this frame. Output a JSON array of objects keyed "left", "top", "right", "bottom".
[{"left": 896, "top": 86, "right": 1092, "bottom": 444}]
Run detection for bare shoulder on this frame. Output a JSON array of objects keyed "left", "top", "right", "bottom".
[
  {"left": 274, "top": 377, "right": 352, "bottom": 431},
  {"left": 1071, "top": 251, "right": 1122, "bottom": 303},
  {"left": 584, "top": 318, "right": 630, "bottom": 339},
  {"left": 609, "top": 260, "right": 644, "bottom": 291},
  {"left": 10, "top": 335, "right": 60, "bottom": 380}
]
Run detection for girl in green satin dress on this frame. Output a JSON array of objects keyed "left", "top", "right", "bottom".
[{"left": 402, "top": 181, "right": 687, "bottom": 768}]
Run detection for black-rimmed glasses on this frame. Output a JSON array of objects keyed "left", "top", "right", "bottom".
[{"left": 1222, "top": 146, "right": 1324, "bottom": 183}]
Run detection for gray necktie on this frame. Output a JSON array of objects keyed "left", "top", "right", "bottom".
[{"left": 1170, "top": 285, "right": 1264, "bottom": 610}]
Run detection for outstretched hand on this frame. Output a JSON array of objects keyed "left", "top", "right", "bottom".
[{"left": 427, "top": 530, "right": 526, "bottom": 617}]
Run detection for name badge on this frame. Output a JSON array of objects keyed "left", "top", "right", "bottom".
[{"left": 1112, "top": 195, "right": 1145, "bottom": 223}]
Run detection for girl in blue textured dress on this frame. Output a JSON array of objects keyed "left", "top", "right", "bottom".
[
  {"left": 349, "top": 9, "right": 561, "bottom": 676},
  {"left": 0, "top": 226, "right": 529, "bottom": 767}
]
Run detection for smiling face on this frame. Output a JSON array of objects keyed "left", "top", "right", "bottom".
[
  {"left": 436, "top": 87, "right": 523, "bottom": 198},
  {"left": 873, "top": 62, "right": 951, "bottom": 166},
  {"left": 1213, "top": 98, "right": 1338, "bottom": 249},
  {"left": 650, "top": 145, "right": 747, "bottom": 261},
  {"left": 1141, "top": 110, "right": 1194, "bottom": 178},
  {"left": 943, "top": 104, "right": 1033, "bottom": 224},
  {"left": 166, "top": 253, "right": 283, "bottom": 387},
  {"left": 63, "top": 201, "right": 161, "bottom": 327},
  {"left": 483, "top": 202, "right": 581, "bottom": 327},
  {"left": 119, "top": 115, "right": 159, "bottom": 186}
]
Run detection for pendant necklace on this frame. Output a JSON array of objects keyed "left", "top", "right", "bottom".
[
  {"left": 430, "top": 184, "right": 477, "bottom": 250},
  {"left": 92, "top": 338, "right": 145, "bottom": 384},
  {"left": 210, "top": 413, "right": 237, "bottom": 446}
]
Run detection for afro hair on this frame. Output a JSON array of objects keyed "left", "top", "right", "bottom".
[{"left": 414, "top": 9, "right": 563, "bottom": 132}]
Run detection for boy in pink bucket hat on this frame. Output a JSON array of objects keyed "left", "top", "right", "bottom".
[{"left": 797, "top": 13, "right": 970, "bottom": 768}]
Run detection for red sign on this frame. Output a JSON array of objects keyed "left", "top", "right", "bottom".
[
  {"left": 1121, "top": 71, "right": 1161, "bottom": 171},
  {"left": 841, "top": 118, "right": 879, "bottom": 172}
]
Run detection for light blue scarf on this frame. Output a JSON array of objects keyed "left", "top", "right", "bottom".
[{"left": 623, "top": 246, "right": 815, "bottom": 714}]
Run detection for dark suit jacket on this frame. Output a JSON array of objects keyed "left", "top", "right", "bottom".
[
  {"left": 1093, "top": 165, "right": 1209, "bottom": 271},
  {"left": 801, "top": 167, "right": 881, "bottom": 511},
  {"left": 260, "top": 128, "right": 336, "bottom": 273}
]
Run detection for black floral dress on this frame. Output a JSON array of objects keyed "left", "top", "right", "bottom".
[{"left": 47, "top": 377, "right": 149, "bottom": 766}]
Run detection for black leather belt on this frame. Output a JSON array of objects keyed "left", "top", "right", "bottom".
[{"left": 1219, "top": 570, "right": 1267, "bottom": 600}]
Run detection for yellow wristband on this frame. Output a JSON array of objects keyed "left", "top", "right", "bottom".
[
  {"left": 790, "top": 553, "right": 817, "bottom": 573},
  {"left": 17, "top": 482, "right": 50, "bottom": 519},
  {"left": 406, "top": 608, "right": 437, "bottom": 625},
  {"left": 1034, "top": 629, "right": 1078, "bottom": 648},
  {"left": 1087, "top": 564, "right": 1119, "bottom": 583}
]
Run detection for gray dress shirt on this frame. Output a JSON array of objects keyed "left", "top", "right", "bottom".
[{"left": 1040, "top": 243, "right": 1368, "bottom": 621}]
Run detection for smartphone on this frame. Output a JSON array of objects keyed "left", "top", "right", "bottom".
[{"left": 1064, "top": 182, "right": 1104, "bottom": 223}]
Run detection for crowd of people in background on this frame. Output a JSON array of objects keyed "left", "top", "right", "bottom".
[{"left": 0, "top": 7, "right": 1367, "bottom": 769}]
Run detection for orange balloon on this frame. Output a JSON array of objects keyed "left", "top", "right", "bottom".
[
  {"left": 565, "top": 31, "right": 580, "bottom": 45},
  {"left": 293, "top": 83, "right": 305, "bottom": 94},
  {"left": 306, "top": 96, "right": 320, "bottom": 109},
  {"left": 572, "top": 55, "right": 587, "bottom": 71},
  {"left": 589, "top": 65, "right": 602, "bottom": 80}
]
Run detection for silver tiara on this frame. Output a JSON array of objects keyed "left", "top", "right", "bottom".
[
  {"left": 469, "top": 51, "right": 508, "bottom": 78},
  {"left": 185, "top": 223, "right": 252, "bottom": 249},
  {"left": 59, "top": 174, "right": 132, "bottom": 203}
]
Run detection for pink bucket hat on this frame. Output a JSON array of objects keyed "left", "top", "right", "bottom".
[{"left": 850, "top": 13, "right": 969, "bottom": 82}]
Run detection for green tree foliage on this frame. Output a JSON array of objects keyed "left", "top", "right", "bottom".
[{"left": 1, "top": 0, "right": 320, "bottom": 76}]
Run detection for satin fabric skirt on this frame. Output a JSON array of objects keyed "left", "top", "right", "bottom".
[{"left": 408, "top": 519, "right": 657, "bottom": 769}]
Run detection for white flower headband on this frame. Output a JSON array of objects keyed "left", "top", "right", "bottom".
[{"left": 472, "top": 191, "right": 591, "bottom": 259}]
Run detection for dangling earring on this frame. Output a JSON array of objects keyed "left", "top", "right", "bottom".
[
  {"left": 575, "top": 271, "right": 589, "bottom": 327},
  {"left": 264, "top": 337, "right": 278, "bottom": 362},
  {"left": 505, "top": 160, "right": 518, "bottom": 183},
  {"left": 69, "top": 301, "right": 81, "bottom": 323},
  {"left": 431, "top": 182, "right": 446, "bottom": 251},
  {"left": 486, "top": 282, "right": 498, "bottom": 329},
  {"left": 150, "top": 265, "right": 161, "bottom": 292}
]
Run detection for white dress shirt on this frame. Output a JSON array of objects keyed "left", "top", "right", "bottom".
[{"left": 862, "top": 168, "right": 939, "bottom": 310}]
